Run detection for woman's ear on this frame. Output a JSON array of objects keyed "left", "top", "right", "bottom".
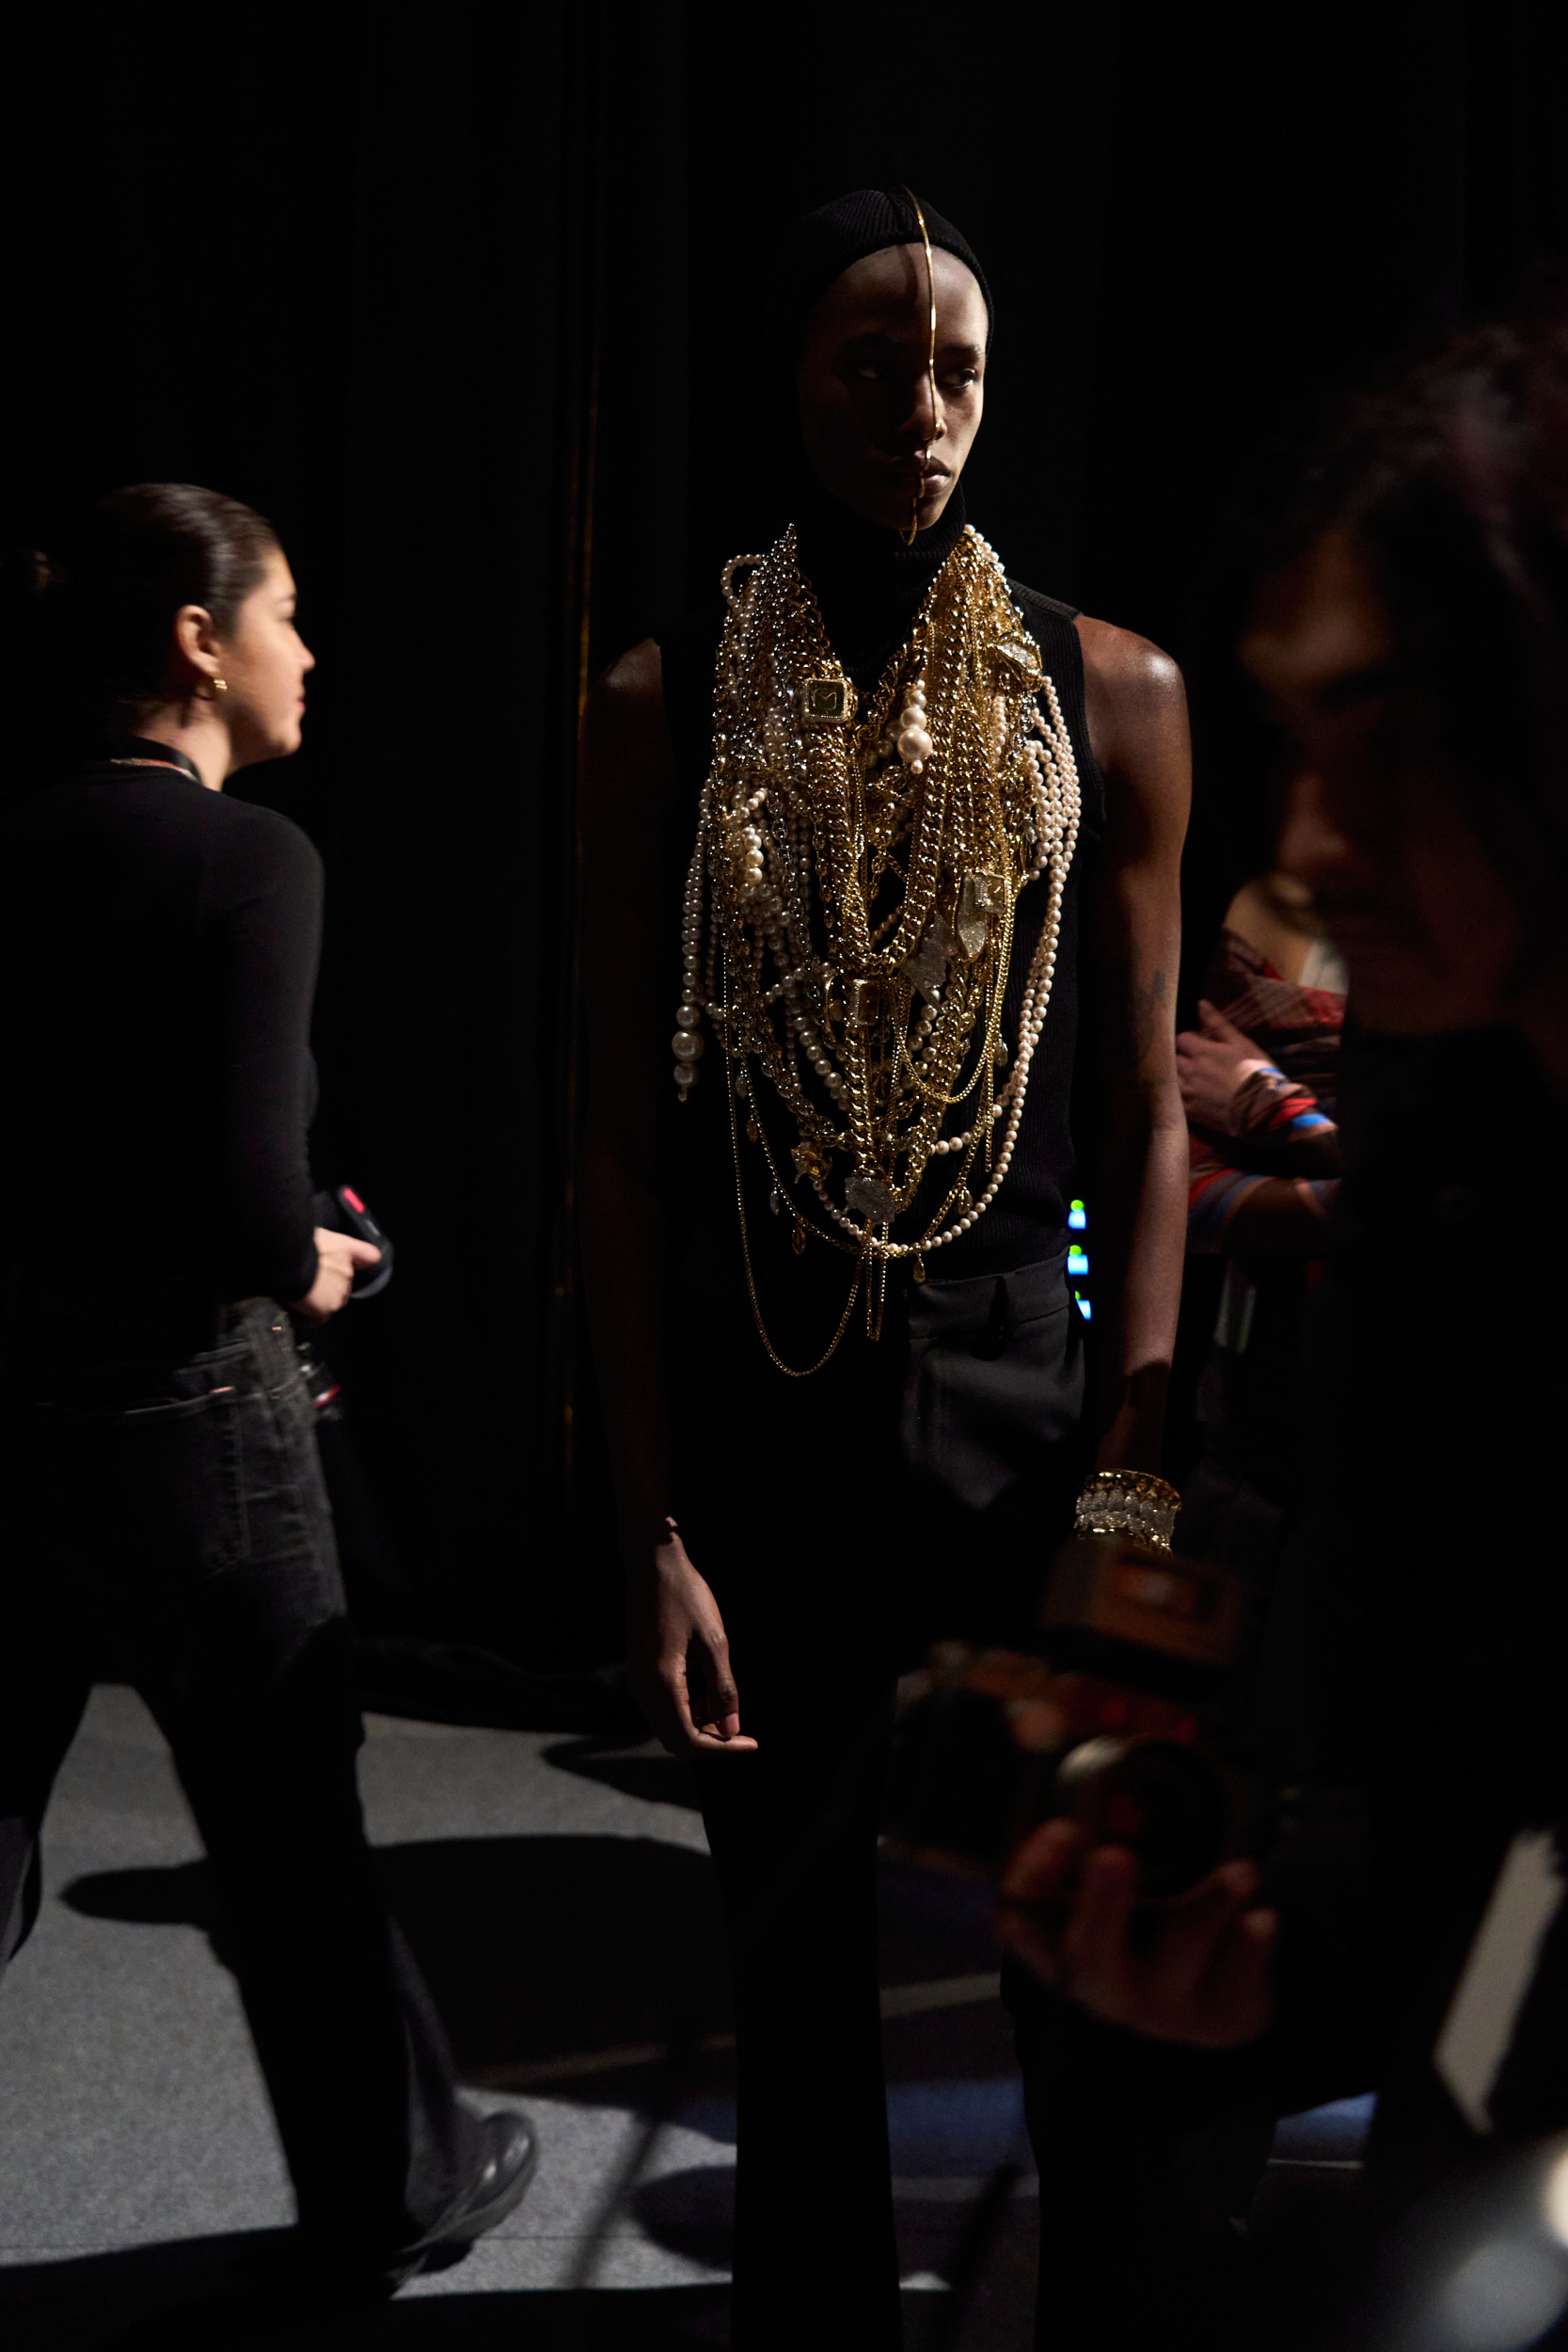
[{"left": 169, "top": 603, "right": 222, "bottom": 693}]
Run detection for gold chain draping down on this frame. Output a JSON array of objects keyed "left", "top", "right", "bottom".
[{"left": 674, "top": 523, "right": 1081, "bottom": 1371}]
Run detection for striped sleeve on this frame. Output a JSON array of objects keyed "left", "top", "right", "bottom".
[{"left": 1188, "top": 1134, "right": 1268, "bottom": 1252}]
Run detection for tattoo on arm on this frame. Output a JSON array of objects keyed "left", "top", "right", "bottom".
[{"left": 1134, "top": 965, "right": 1168, "bottom": 1068}]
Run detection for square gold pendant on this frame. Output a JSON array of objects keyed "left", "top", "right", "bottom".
[
  {"left": 800, "top": 676, "right": 851, "bottom": 726},
  {"left": 992, "top": 637, "right": 1043, "bottom": 689}
]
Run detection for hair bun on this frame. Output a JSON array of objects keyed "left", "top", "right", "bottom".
[
  {"left": 0, "top": 545, "right": 63, "bottom": 605},
  {"left": 4, "top": 485, "right": 276, "bottom": 736}
]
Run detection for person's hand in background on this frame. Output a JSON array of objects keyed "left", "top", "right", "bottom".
[
  {"left": 1176, "top": 1000, "right": 1275, "bottom": 1135},
  {"left": 999, "top": 1818, "right": 1276, "bottom": 2049}
]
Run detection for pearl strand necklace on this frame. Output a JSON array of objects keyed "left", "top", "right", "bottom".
[
  {"left": 677, "top": 525, "right": 1082, "bottom": 1296},
  {"left": 804, "top": 674, "right": 1080, "bottom": 1258}
]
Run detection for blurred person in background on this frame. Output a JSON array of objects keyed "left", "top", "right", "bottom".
[
  {"left": 0, "top": 487, "right": 534, "bottom": 2296},
  {"left": 1175, "top": 872, "right": 1345, "bottom": 1578},
  {"left": 1002, "top": 321, "right": 1568, "bottom": 2347}
]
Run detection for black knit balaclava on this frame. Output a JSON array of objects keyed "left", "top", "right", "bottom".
[
  {"left": 782, "top": 187, "right": 993, "bottom": 355},
  {"left": 781, "top": 188, "right": 992, "bottom": 688}
]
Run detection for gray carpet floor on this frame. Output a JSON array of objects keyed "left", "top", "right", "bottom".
[
  {"left": 0, "top": 1686, "right": 1044, "bottom": 2348},
  {"left": 0, "top": 1685, "right": 1372, "bottom": 2349}
]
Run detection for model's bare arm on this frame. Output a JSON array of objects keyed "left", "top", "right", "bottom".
[
  {"left": 577, "top": 643, "right": 755, "bottom": 1753},
  {"left": 1076, "top": 616, "right": 1192, "bottom": 1471}
]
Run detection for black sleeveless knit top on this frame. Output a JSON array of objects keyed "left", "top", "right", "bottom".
[{"left": 657, "top": 541, "right": 1106, "bottom": 1283}]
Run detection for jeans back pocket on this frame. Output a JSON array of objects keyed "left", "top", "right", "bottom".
[{"left": 39, "top": 1378, "right": 249, "bottom": 1581}]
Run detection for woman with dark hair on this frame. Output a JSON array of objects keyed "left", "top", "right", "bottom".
[
  {"left": 579, "top": 192, "right": 1191, "bottom": 2348},
  {"left": 1003, "top": 324, "right": 1568, "bottom": 2345},
  {"left": 0, "top": 485, "right": 535, "bottom": 2293}
]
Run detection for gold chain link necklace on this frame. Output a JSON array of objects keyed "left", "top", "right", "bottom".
[{"left": 672, "top": 522, "right": 1081, "bottom": 1373}]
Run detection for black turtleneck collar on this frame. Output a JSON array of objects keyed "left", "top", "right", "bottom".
[{"left": 792, "top": 469, "right": 969, "bottom": 692}]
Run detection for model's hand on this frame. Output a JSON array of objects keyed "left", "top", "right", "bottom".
[
  {"left": 290, "top": 1228, "right": 382, "bottom": 1324},
  {"left": 1176, "top": 1000, "right": 1274, "bottom": 1135},
  {"left": 626, "top": 1521, "right": 758, "bottom": 1756},
  {"left": 998, "top": 1820, "right": 1276, "bottom": 2049}
]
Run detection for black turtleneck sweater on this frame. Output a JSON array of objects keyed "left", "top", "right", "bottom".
[
  {"left": 791, "top": 468, "right": 971, "bottom": 688},
  {"left": 0, "top": 742, "right": 323, "bottom": 1360},
  {"left": 657, "top": 487, "right": 1106, "bottom": 1282}
]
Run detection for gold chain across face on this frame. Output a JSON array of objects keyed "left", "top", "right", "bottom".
[{"left": 673, "top": 524, "right": 1081, "bottom": 1364}]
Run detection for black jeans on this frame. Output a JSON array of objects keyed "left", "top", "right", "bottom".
[
  {"left": 676, "top": 1230, "right": 1086, "bottom": 2352},
  {"left": 0, "top": 1299, "right": 481, "bottom": 2256}
]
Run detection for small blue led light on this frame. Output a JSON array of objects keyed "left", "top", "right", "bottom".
[
  {"left": 1068, "top": 1248, "right": 1089, "bottom": 1276},
  {"left": 1074, "top": 1291, "right": 1092, "bottom": 1321},
  {"left": 1068, "top": 1200, "right": 1086, "bottom": 1231}
]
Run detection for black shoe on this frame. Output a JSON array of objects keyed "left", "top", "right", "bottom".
[
  {"left": 398, "top": 2107, "right": 540, "bottom": 2278},
  {"left": 301, "top": 2107, "right": 540, "bottom": 2303}
]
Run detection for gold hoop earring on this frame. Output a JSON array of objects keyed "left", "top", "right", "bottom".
[{"left": 211, "top": 676, "right": 228, "bottom": 695}]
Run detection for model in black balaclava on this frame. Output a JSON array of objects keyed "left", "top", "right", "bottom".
[
  {"left": 781, "top": 188, "right": 992, "bottom": 689},
  {"left": 581, "top": 161, "right": 1196, "bottom": 2352}
]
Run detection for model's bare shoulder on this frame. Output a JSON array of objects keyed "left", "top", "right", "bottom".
[
  {"left": 1071, "top": 615, "right": 1188, "bottom": 800},
  {"left": 595, "top": 636, "right": 665, "bottom": 711},
  {"left": 584, "top": 638, "right": 667, "bottom": 753},
  {"left": 1075, "top": 612, "right": 1185, "bottom": 746}
]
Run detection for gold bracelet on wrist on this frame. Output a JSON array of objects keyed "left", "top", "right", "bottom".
[{"left": 1074, "top": 1469, "right": 1180, "bottom": 1554}]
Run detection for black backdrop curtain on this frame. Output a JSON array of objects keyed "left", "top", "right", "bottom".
[{"left": 7, "top": 1, "right": 1568, "bottom": 1660}]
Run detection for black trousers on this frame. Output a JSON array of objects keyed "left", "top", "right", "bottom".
[
  {"left": 0, "top": 1299, "right": 481, "bottom": 2257},
  {"left": 1004, "top": 1963, "right": 1278, "bottom": 2350},
  {"left": 676, "top": 1227, "right": 1086, "bottom": 2352}
]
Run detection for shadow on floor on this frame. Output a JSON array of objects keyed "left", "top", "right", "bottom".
[
  {"left": 0, "top": 2233, "right": 732, "bottom": 2352},
  {"left": 64, "top": 1836, "right": 734, "bottom": 2083},
  {"left": 0, "top": 2228, "right": 1036, "bottom": 2352},
  {"left": 355, "top": 1645, "right": 646, "bottom": 1745},
  {"left": 63, "top": 1836, "right": 1013, "bottom": 2092},
  {"left": 633, "top": 2169, "right": 735, "bottom": 2270},
  {"left": 0, "top": 2228, "right": 283, "bottom": 2352}
]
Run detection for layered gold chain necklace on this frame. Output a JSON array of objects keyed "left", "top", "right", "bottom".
[{"left": 673, "top": 521, "right": 1081, "bottom": 1372}]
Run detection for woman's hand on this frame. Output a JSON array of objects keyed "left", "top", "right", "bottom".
[
  {"left": 626, "top": 1520, "right": 759, "bottom": 1756},
  {"left": 1176, "top": 1000, "right": 1274, "bottom": 1135},
  {"left": 290, "top": 1227, "right": 382, "bottom": 1324},
  {"left": 999, "top": 1820, "right": 1276, "bottom": 2049}
]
